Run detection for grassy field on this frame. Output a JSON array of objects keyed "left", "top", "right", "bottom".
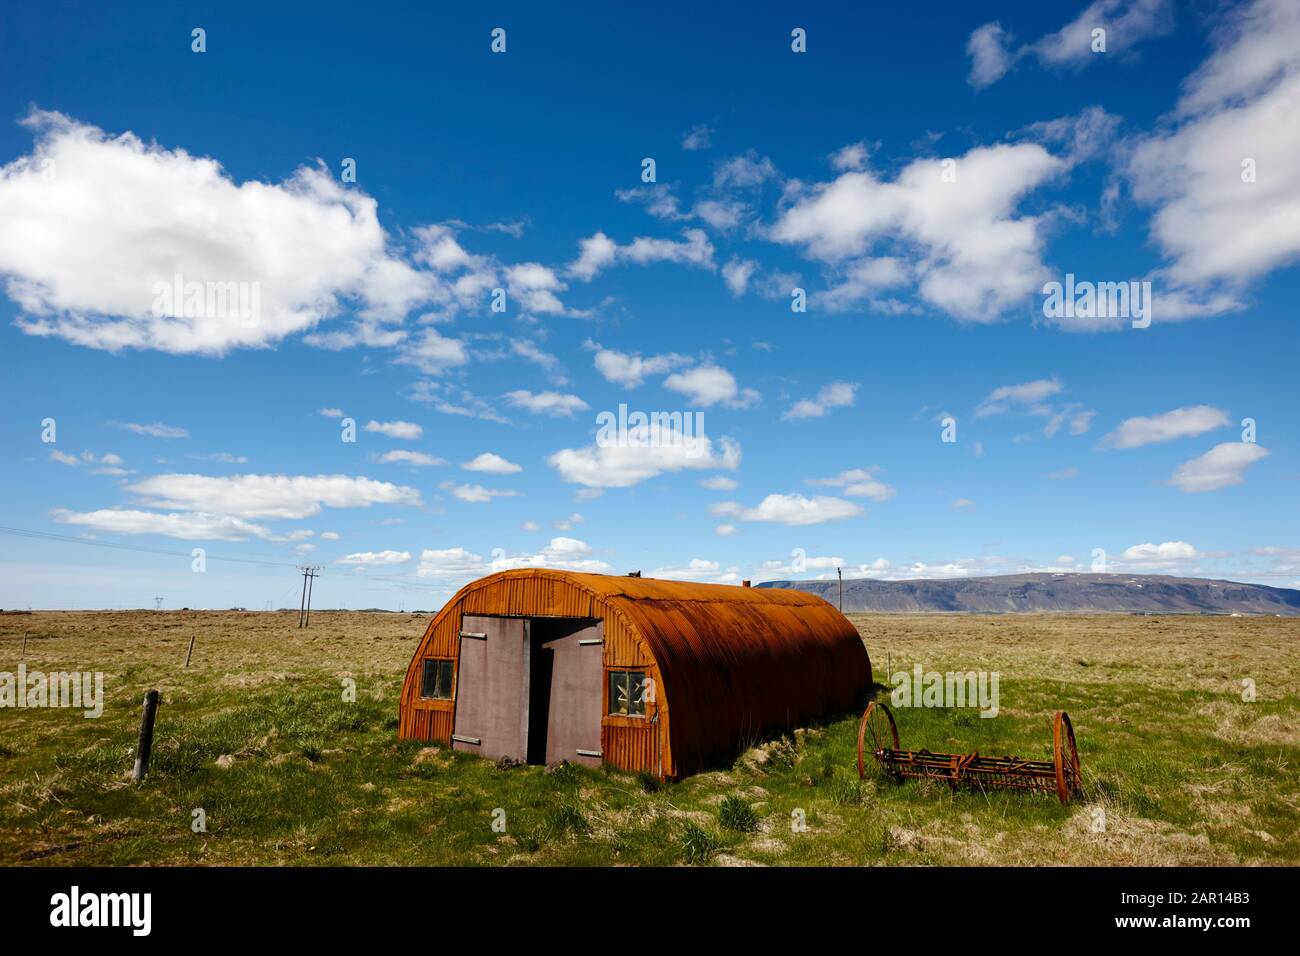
[{"left": 1, "top": 610, "right": 1296, "bottom": 866}]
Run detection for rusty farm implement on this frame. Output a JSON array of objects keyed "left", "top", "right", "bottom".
[{"left": 856, "top": 702, "right": 1082, "bottom": 803}]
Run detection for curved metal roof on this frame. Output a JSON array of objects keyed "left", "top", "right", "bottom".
[{"left": 431, "top": 569, "right": 872, "bottom": 774}]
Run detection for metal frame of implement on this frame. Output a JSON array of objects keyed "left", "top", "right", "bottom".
[{"left": 856, "top": 701, "right": 1082, "bottom": 803}]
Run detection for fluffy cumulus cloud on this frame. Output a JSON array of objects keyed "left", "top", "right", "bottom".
[
  {"left": 337, "top": 550, "right": 411, "bottom": 567},
  {"left": 662, "top": 364, "right": 759, "bottom": 408},
  {"left": 567, "top": 228, "right": 715, "bottom": 281},
  {"left": 462, "top": 452, "right": 522, "bottom": 474},
  {"left": 1121, "top": 540, "right": 1198, "bottom": 565},
  {"left": 771, "top": 143, "right": 1066, "bottom": 321},
  {"left": 0, "top": 111, "right": 437, "bottom": 354},
  {"left": 441, "top": 482, "right": 519, "bottom": 504},
  {"left": 589, "top": 344, "right": 690, "bottom": 388},
  {"left": 650, "top": 558, "right": 742, "bottom": 584},
  {"left": 782, "top": 382, "right": 858, "bottom": 420},
  {"left": 364, "top": 420, "right": 422, "bottom": 440},
  {"left": 52, "top": 508, "right": 276, "bottom": 541},
  {"left": 1101, "top": 405, "right": 1230, "bottom": 449},
  {"left": 1169, "top": 442, "right": 1269, "bottom": 492},
  {"left": 711, "top": 493, "right": 863, "bottom": 526},
  {"left": 114, "top": 421, "right": 188, "bottom": 439},
  {"left": 967, "top": 1, "right": 1174, "bottom": 89},
  {"left": 975, "top": 378, "right": 1063, "bottom": 417},
  {"left": 376, "top": 450, "right": 445, "bottom": 467},
  {"left": 503, "top": 390, "right": 589, "bottom": 417},
  {"left": 549, "top": 425, "right": 741, "bottom": 489},
  {"left": 417, "top": 537, "right": 611, "bottom": 580},
  {"left": 124, "top": 473, "right": 421, "bottom": 519},
  {"left": 1126, "top": 0, "right": 1300, "bottom": 316},
  {"left": 808, "top": 467, "right": 896, "bottom": 502}
]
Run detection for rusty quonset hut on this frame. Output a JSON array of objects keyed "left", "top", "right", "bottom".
[{"left": 398, "top": 568, "right": 871, "bottom": 778}]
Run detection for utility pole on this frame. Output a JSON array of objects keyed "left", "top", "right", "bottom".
[
  {"left": 837, "top": 567, "right": 843, "bottom": 613},
  {"left": 154, "top": 596, "right": 164, "bottom": 612},
  {"left": 298, "top": 566, "right": 321, "bottom": 628}
]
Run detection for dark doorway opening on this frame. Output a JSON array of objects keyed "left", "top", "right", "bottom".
[{"left": 525, "top": 617, "right": 603, "bottom": 766}]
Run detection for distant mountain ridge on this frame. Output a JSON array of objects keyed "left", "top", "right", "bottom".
[{"left": 756, "top": 573, "right": 1300, "bottom": 616}]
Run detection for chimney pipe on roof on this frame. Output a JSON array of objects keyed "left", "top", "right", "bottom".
[
  {"left": 742, "top": 580, "right": 751, "bottom": 588},
  {"left": 627, "top": 570, "right": 641, "bottom": 578}
]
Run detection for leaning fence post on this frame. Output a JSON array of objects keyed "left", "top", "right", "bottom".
[
  {"left": 184, "top": 635, "right": 196, "bottom": 668},
  {"left": 21, "top": 631, "right": 28, "bottom": 658},
  {"left": 132, "top": 690, "right": 161, "bottom": 783}
]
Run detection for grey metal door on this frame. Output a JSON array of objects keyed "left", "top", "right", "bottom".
[
  {"left": 452, "top": 615, "right": 528, "bottom": 762},
  {"left": 543, "top": 621, "right": 604, "bottom": 766}
]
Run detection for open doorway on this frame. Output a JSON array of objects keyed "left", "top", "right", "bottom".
[{"left": 526, "top": 617, "right": 603, "bottom": 767}]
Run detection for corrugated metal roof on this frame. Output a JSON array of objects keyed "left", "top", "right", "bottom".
[{"left": 439, "top": 569, "right": 872, "bottom": 775}]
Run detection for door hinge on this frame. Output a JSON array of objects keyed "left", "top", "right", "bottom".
[
  {"left": 459, "top": 631, "right": 487, "bottom": 640},
  {"left": 451, "top": 734, "right": 482, "bottom": 745}
]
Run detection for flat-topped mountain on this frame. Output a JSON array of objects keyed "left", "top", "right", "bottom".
[{"left": 756, "top": 573, "right": 1300, "bottom": 616}]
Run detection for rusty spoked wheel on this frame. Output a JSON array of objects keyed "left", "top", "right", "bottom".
[
  {"left": 1053, "top": 711, "right": 1082, "bottom": 803},
  {"left": 857, "top": 701, "right": 900, "bottom": 780}
]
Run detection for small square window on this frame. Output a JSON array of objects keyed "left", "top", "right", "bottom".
[
  {"left": 421, "top": 659, "right": 454, "bottom": 700},
  {"left": 608, "top": 670, "right": 646, "bottom": 717}
]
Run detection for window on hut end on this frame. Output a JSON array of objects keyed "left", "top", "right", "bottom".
[
  {"left": 608, "top": 670, "right": 647, "bottom": 717},
  {"left": 420, "top": 659, "right": 454, "bottom": 700}
]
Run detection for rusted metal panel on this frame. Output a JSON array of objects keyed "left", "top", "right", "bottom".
[{"left": 398, "top": 568, "right": 871, "bottom": 779}]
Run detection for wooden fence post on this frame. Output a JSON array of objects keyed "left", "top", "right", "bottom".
[
  {"left": 132, "top": 690, "right": 161, "bottom": 783},
  {"left": 184, "top": 635, "right": 196, "bottom": 668}
]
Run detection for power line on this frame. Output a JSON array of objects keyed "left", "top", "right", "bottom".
[
  {"left": 0, "top": 525, "right": 303, "bottom": 569},
  {"left": 297, "top": 566, "right": 322, "bottom": 628}
]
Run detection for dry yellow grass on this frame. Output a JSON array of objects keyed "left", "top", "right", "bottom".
[{"left": 1, "top": 610, "right": 1296, "bottom": 866}]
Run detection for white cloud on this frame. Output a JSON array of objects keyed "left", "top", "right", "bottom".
[
  {"left": 320, "top": 531, "right": 340, "bottom": 540},
  {"left": 966, "top": 22, "right": 1015, "bottom": 88},
  {"left": 700, "top": 476, "right": 738, "bottom": 491},
  {"left": 782, "top": 382, "right": 858, "bottom": 420},
  {"left": 554, "top": 512, "right": 584, "bottom": 531},
  {"left": 1102, "top": 405, "right": 1230, "bottom": 449},
  {"left": 1122, "top": 541, "right": 1198, "bottom": 564},
  {"left": 590, "top": 344, "right": 690, "bottom": 388},
  {"left": 186, "top": 452, "right": 248, "bottom": 464},
  {"left": 1048, "top": 466, "right": 1079, "bottom": 480},
  {"left": 125, "top": 473, "right": 421, "bottom": 519},
  {"left": 0, "top": 111, "right": 441, "bottom": 355},
  {"left": 713, "top": 153, "right": 777, "bottom": 189},
  {"left": 830, "top": 141, "right": 872, "bottom": 172},
  {"left": 521, "top": 520, "right": 541, "bottom": 532},
  {"left": 318, "top": 407, "right": 344, "bottom": 418},
  {"left": 682, "top": 124, "right": 714, "bottom": 151},
  {"left": 968, "top": 1, "right": 1173, "bottom": 90},
  {"left": 52, "top": 508, "right": 275, "bottom": 541},
  {"left": 650, "top": 558, "right": 742, "bottom": 585},
  {"left": 549, "top": 424, "right": 740, "bottom": 489},
  {"left": 771, "top": 143, "right": 1066, "bottom": 321},
  {"left": 503, "top": 390, "right": 589, "bottom": 417},
  {"left": 808, "top": 467, "right": 897, "bottom": 502},
  {"left": 393, "top": 328, "right": 469, "bottom": 374},
  {"left": 567, "top": 228, "right": 715, "bottom": 281},
  {"left": 364, "top": 420, "right": 422, "bottom": 440},
  {"left": 975, "top": 378, "right": 1062, "bottom": 417},
  {"left": 1169, "top": 442, "right": 1269, "bottom": 492},
  {"left": 721, "top": 257, "right": 757, "bottom": 295},
  {"left": 1127, "top": 0, "right": 1300, "bottom": 311},
  {"left": 114, "top": 421, "right": 189, "bottom": 439},
  {"left": 504, "top": 261, "right": 569, "bottom": 315},
  {"left": 715, "top": 524, "right": 738, "bottom": 536},
  {"left": 376, "top": 450, "right": 445, "bottom": 467},
  {"left": 662, "top": 364, "right": 759, "bottom": 409},
  {"left": 952, "top": 497, "right": 975, "bottom": 509},
  {"left": 442, "top": 482, "right": 519, "bottom": 504},
  {"left": 417, "top": 537, "right": 612, "bottom": 580},
  {"left": 337, "top": 550, "right": 411, "bottom": 567},
  {"left": 463, "top": 452, "right": 522, "bottom": 474},
  {"left": 711, "top": 493, "right": 864, "bottom": 526}
]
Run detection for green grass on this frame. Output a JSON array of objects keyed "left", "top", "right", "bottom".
[{"left": 2, "top": 611, "right": 1297, "bottom": 866}]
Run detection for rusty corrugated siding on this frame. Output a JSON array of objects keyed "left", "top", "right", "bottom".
[{"left": 398, "top": 568, "right": 871, "bottom": 778}]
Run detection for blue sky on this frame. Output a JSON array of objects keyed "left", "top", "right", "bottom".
[{"left": 1, "top": 0, "right": 1297, "bottom": 609}]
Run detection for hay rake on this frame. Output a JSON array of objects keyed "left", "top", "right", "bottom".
[{"left": 856, "top": 702, "right": 1082, "bottom": 803}]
